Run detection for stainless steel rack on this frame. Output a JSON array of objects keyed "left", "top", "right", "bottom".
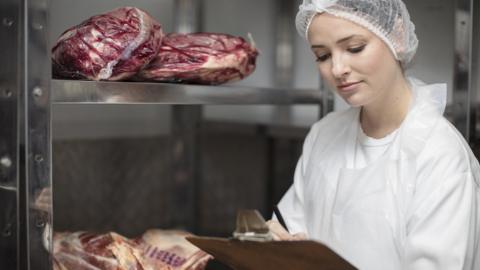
[{"left": 0, "top": 0, "right": 325, "bottom": 269}]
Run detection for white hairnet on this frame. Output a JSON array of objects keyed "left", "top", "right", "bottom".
[{"left": 296, "top": 0, "right": 418, "bottom": 65}]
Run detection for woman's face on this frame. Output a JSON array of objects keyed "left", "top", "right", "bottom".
[{"left": 308, "top": 13, "right": 403, "bottom": 107}]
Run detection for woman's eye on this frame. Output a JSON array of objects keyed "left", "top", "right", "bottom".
[
  {"left": 316, "top": 54, "right": 330, "bottom": 62},
  {"left": 348, "top": 45, "right": 366, "bottom": 54}
]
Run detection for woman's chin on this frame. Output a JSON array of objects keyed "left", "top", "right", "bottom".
[{"left": 342, "top": 97, "right": 365, "bottom": 108}]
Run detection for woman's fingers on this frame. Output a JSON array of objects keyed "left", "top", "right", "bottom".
[
  {"left": 266, "top": 220, "right": 300, "bottom": 241},
  {"left": 292, "top": 232, "right": 307, "bottom": 240}
]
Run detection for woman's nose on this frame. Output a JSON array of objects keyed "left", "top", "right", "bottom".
[{"left": 331, "top": 54, "right": 350, "bottom": 79}]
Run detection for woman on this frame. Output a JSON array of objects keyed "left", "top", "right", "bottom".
[{"left": 267, "top": 0, "right": 480, "bottom": 269}]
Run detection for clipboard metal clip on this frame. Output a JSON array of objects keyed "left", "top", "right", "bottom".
[{"left": 232, "top": 209, "right": 273, "bottom": 242}]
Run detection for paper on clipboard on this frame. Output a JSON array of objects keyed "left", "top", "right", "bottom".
[{"left": 186, "top": 236, "right": 358, "bottom": 270}]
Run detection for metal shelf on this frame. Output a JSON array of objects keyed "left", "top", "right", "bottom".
[{"left": 51, "top": 79, "right": 323, "bottom": 105}]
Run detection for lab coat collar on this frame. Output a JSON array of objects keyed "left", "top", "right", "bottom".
[
  {"left": 332, "top": 77, "right": 447, "bottom": 168},
  {"left": 393, "top": 77, "right": 447, "bottom": 159},
  {"left": 342, "top": 77, "right": 447, "bottom": 164}
]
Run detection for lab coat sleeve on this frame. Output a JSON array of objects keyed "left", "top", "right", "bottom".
[
  {"left": 276, "top": 121, "right": 321, "bottom": 235},
  {"left": 276, "top": 156, "right": 308, "bottom": 235},
  {"left": 404, "top": 151, "right": 476, "bottom": 270}
]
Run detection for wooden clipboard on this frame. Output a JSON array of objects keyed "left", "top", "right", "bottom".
[{"left": 186, "top": 236, "right": 357, "bottom": 270}]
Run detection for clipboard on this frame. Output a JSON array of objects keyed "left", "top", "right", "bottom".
[{"left": 186, "top": 236, "right": 358, "bottom": 270}]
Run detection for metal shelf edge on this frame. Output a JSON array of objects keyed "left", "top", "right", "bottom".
[{"left": 51, "top": 79, "right": 323, "bottom": 105}]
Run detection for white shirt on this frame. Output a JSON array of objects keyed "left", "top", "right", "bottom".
[{"left": 354, "top": 126, "right": 398, "bottom": 168}]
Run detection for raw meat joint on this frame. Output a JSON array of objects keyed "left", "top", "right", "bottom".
[
  {"left": 52, "top": 230, "right": 212, "bottom": 270},
  {"left": 137, "top": 230, "right": 212, "bottom": 270},
  {"left": 52, "top": 6, "right": 258, "bottom": 85},
  {"left": 52, "top": 232, "right": 152, "bottom": 270},
  {"left": 138, "top": 33, "right": 258, "bottom": 85},
  {"left": 52, "top": 7, "right": 164, "bottom": 81}
]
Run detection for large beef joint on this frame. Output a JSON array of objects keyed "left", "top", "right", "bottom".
[
  {"left": 138, "top": 33, "right": 258, "bottom": 85},
  {"left": 52, "top": 7, "right": 163, "bottom": 81},
  {"left": 53, "top": 232, "right": 153, "bottom": 270}
]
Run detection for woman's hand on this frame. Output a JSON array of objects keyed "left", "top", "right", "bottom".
[{"left": 266, "top": 220, "right": 307, "bottom": 241}]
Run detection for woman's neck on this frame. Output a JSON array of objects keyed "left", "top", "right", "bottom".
[{"left": 360, "top": 76, "right": 412, "bottom": 139}]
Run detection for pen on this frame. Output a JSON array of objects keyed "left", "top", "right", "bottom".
[{"left": 273, "top": 205, "right": 289, "bottom": 233}]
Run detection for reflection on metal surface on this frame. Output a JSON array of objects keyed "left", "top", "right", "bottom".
[
  {"left": 2, "top": 17, "right": 13, "bottom": 27},
  {"left": 0, "top": 0, "right": 19, "bottom": 268},
  {"left": 2, "top": 88, "right": 12, "bottom": 98},
  {"left": 0, "top": 156, "right": 12, "bottom": 168},
  {"left": 0, "top": 156, "right": 14, "bottom": 191},
  {"left": 2, "top": 223, "right": 12, "bottom": 237},
  {"left": 233, "top": 209, "right": 272, "bottom": 242},
  {"left": 51, "top": 80, "right": 323, "bottom": 105},
  {"left": 32, "top": 86, "right": 43, "bottom": 98},
  {"left": 34, "top": 154, "right": 44, "bottom": 163},
  {"left": 0, "top": 185, "right": 16, "bottom": 191}
]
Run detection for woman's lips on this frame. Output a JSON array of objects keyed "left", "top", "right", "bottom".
[{"left": 337, "top": 81, "right": 361, "bottom": 92}]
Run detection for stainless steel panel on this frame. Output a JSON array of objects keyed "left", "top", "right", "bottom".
[
  {"left": 453, "top": 0, "right": 474, "bottom": 140},
  {"left": 0, "top": 0, "right": 20, "bottom": 268},
  {"left": 174, "top": 0, "right": 202, "bottom": 34},
  {"left": 51, "top": 80, "right": 323, "bottom": 105},
  {"left": 320, "top": 80, "right": 334, "bottom": 118},
  {"left": 170, "top": 0, "right": 203, "bottom": 233},
  {"left": 23, "top": 0, "right": 52, "bottom": 269},
  {"left": 170, "top": 106, "right": 202, "bottom": 232},
  {"left": 272, "top": 0, "right": 298, "bottom": 125},
  {"left": 274, "top": 0, "right": 295, "bottom": 87},
  {"left": 471, "top": 0, "right": 480, "bottom": 153}
]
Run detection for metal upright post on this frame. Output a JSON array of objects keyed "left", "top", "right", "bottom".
[
  {"left": 272, "top": 0, "right": 296, "bottom": 124},
  {"left": 468, "top": 0, "right": 479, "bottom": 153},
  {"left": 267, "top": 0, "right": 296, "bottom": 216},
  {"left": 453, "top": 0, "right": 476, "bottom": 144},
  {"left": 320, "top": 80, "right": 334, "bottom": 118},
  {"left": 170, "top": 0, "right": 203, "bottom": 233},
  {"left": 23, "top": 0, "right": 52, "bottom": 269},
  {"left": 0, "top": 0, "right": 21, "bottom": 269},
  {"left": 274, "top": 0, "right": 295, "bottom": 89}
]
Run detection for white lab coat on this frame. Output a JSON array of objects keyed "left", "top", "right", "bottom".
[{"left": 278, "top": 77, "right": 480, "bottom": 270}]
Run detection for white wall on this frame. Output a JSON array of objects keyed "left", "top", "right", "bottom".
[
  {"left": 50, "top": 0, "right": 457, "bottom": 139},
  {"left": 405, "top": 0, "right": 455, "bottom": 100}
]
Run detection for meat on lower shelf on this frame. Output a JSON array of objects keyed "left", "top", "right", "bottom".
[
  {"left": 53, "top": 230, "right": 212, "bottom": 270},
  {"left": 52, "top": 7, "right": 163, "bottom": 81}
]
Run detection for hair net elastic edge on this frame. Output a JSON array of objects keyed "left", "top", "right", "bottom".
[{"left": 298, "top": 11, "right": 400, "bottom": 62}]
